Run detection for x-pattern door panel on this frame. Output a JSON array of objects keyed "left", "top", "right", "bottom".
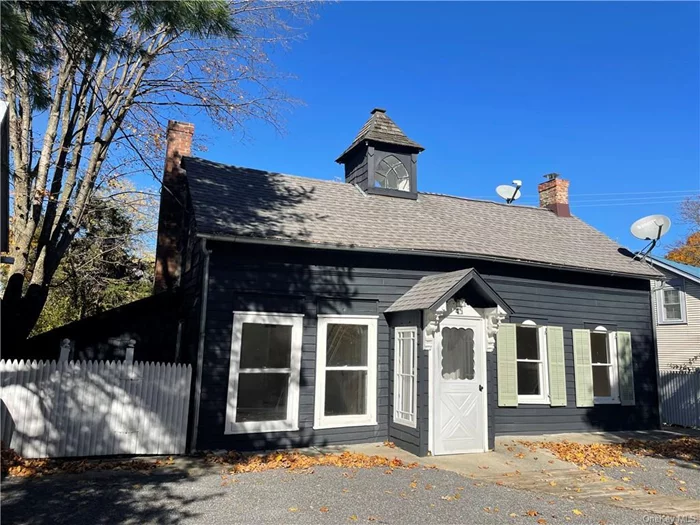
[{"left": 433, "top": 318, "right": 485, "bottom": 455}]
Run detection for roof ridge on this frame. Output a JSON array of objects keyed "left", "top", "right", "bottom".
[{"left": 419, "top": 190, "right": 551, "bottom": 212}]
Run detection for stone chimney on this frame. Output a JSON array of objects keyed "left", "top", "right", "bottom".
[
  {"left": 154, "top": 120, "right": 194, "bottom": 293},
  {"left": 537, "top": 173, "right": 571, "bottom": 217}
]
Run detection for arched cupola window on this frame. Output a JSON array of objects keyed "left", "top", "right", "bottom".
[{"left": 375, "top": 155, "right": 410, "bottom": 192}]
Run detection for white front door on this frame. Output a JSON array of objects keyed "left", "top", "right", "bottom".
[{"left": 433, "top": 317, "right": 486, "bottom": 455}]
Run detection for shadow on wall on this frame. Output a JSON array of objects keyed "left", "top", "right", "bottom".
[
  {"left": 14, "top": 292, "right": 180, "bottom": 363},
  {"left": 1, "top": 469, "right": 222, "bottom": 525},
  {"left": 1, "top": 361, "right": 190, "bottom": 458}
]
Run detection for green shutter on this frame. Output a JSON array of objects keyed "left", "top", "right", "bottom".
[
  {"left": 546, "top": 326, "right": 567, "bottom": 407},
  {"left": 572, "top": 329, "right": 594, "bottom": 407},
  {"left": 616, "top": 331, "right": 635, "bottom": 406},
  {"left": 497, "top": 323, "right": 518, "bottom": 407}
]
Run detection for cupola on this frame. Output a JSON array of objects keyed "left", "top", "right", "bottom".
[{"left": 336, "top": 108, "right": 424, "bottom": 199}]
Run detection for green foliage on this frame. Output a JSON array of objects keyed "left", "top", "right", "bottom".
[{"left": 32, "top": 199, "right": 154, "bottom": 335}]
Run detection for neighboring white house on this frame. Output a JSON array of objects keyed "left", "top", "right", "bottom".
[{"left": 649, "top": 257, "right": 700, "bottom": 370}]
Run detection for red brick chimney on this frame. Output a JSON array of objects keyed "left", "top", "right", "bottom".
[
  {"left": 154, "top": 120, "right": 194, "bottom": 293},
  {"left": 537, "top": 173, "right": 571, "bottom": 217}
]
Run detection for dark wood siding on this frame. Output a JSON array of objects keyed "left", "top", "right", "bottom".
[
  {"left": 489, "top": 276, "right": 659, "bottom": 435},
  {"left": 343, "top": 148, "right": 369, "bottom": 189},
  {"left": 386, "top": 310, "right": 428, "bottom": 456},
  {"left": 195, "top": 243, "right": 659, "bottom": 453}
]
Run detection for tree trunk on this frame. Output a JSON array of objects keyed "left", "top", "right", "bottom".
[{"left": 1, "top": 272, "right": 50, "bottom": 352}]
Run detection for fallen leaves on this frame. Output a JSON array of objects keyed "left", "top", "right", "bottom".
[
  {"left": 319, "top": 506, "right": 329, "bottom": 513},
  {"left": 206, "top": 450, "right": 418, "bottom": 474},
  {"left": 624, "top": 437, "right": 700, "bottom": 463},
  {"left": 572, "top": 509, "right": 584, "bottom": 516},
  {"left": 537, "top": 519, "right": 547, "bottom": 524},
  {"left": 518, "top": 440, "right": 639, "bottom": 468},
  {"left": 518, "top": 437, "right": 700, "bottom": 469},
  {"left": 1, "top": 442, "right": 168, "bottom": 478},
  {"left": 610, "top": 496, "right": 623, "bottom": 501},
  {"left": 527, "top": 510, "right": 539, "bottom": 516}
]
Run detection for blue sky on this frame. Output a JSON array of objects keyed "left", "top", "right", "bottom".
[{"left": 191, "top": 1, "right": 700, "bottom": 253}]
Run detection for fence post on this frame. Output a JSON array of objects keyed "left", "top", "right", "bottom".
[
  {"left": 124, "top": 339, "right": 135, "bottom": 363},
  {"left": 59, "top": 339, "right": 72, "bottom": 362}
]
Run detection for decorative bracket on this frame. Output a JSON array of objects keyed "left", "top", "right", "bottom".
[
  {"left": 422, "top": 299, "right": 470, "bottom": 352},
  {"left": 484, "top": 306, "right": 507, "bottom": 352}
]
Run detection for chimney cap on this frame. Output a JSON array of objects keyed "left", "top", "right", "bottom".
[
  {"left": 543, "top": 172, "right": 560, "bottom": 181},
  {"left": 371, "top": 107, "right": 386, "bottom": 114}
]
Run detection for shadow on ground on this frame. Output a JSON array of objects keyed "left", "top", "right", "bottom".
[{"left": 1, "top": 468, "right": 225, "bottom": 525}]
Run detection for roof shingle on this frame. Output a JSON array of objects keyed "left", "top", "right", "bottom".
[
  {"left": 336, "top": 108, "right": 424, "bottom": 162},
  {"left": 184, "top": 157, "right": 660, "bottom": 279}
]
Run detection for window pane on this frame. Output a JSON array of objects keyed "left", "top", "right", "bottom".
[
  {"left": 590, "top": 332, "right": 609, "bottom": 364},
  {"left": 664, "top": 304, "right": 682, "bottom": 320},
  {"left": 516, "top": 326, "right": 539, "bottom": 360},
  {"left": 326, "top": 324, "right": 368, "bottom": 366},
  {"left": 236, "top": 373, "right": 288, "bottom": 422},
  {"left": 441, "top": 327, "right": 475, "bottom": 380},
  {"left": 663, "top": 289, "right": 680, "bottom": 305},
  {"left": 239, "top": 323, "right": 292, "bottom": 369},
  {"left": 592, "top": 366, "right": 612, "bottom": 397},
  {"left": 517, "top": 362, "right": 541, "bottom": 395},
  {"left": 325, "top": 370, "right": 367, "bottom": 416},
  {"left": 401, "top": 375, "right": 413, "bottom": 415}
]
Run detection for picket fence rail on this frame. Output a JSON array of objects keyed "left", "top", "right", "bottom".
[
  {"left": 0, "top": 359, "right": 191, "bottom": 458},
  {"left": 659, "top": 369, "right": 700, "bottom": 429}
]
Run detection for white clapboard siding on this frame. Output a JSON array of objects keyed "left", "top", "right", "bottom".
[
  {"left": 651, "top": 273, "right": 700, "bottom": 370},
  {"left": 659, "top": 369, "right": 700, "bottom": 429},
  {"left": 0, "top": 360, "right": 191, "bottom": 458}
]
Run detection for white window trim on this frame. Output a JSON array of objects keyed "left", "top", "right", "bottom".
[
  {"left": 225, "top": 312, "right": 303, "bottom": 435},
  {"left": 314, "top": 315, "right": 378, "bottom": 430},
  {"left": 657, "top": 280, "right": 687, "bottom": 325},
  {"left": 592, "top": 329, "right": 620, "bottom": 404},
  {"left": 393, "top": 327, "right": 417, "bottom": 428},
  {"left": 516, "top": 324, "right": 550, "bottom": 405}
]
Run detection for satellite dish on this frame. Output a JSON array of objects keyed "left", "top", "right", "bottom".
[
  {"left": 631, "top": 214, "right": 671, "bottom": 241},
  {"left": 496, "top": 181, "right": 522, "bottom": 204},
  {"left": 630, "top": 214, "right": 671, "bottom": 261}
]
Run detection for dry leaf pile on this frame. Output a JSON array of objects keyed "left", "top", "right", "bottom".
[
  {"left": 206, "top": 450, "right": 418, "bottom": 474},
  {"left": 1, "top": 442, "right": 170, "bottom": 478},
  {"left": 624, "top": 437, "right": 700, "bottom": 463},
  {"left": 518, "top": 440, "right": 639, "bottom": 468},
  {"left": 519, "top": 437, "right": 700, "bottom": 468}
]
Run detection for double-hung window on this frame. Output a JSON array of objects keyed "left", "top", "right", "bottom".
[
  {"left": 315, "top": 315, "right": 378, "bottom": 429},
  {"left": 393, "top": 327, "right": 417, "bottom": 428},
  {"left": 657, "top": 280, "right": 686, "bottom": 324},
  {"left": 590, "top": 327, "right": 619, "bottom": 404},
  {"left": 516, "top": 322, "right": 549, "bottom": 404},
  {"left": 225, "top": 312, "right": 303, "bottom": 434}
]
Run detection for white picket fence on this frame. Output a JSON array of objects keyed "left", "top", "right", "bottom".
[
  {"left": 659, "top": 369, "right": 700, "bottom": 429},
  {"left": 0, "top": 360, "right": 192, "bottom": 458}
]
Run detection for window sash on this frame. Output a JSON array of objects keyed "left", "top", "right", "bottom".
[
  {"left": 658, "top": 282, "right": 686, "bottom": 324},
  {"left": 393, "top": 327, "right": 417, "bottom": 428},
  {"left": 516, "top": 325, "right": 549, "bottom": 404},
  {"left": 591, "top": 331, "right": 620, "bottom": 404},
  {"left": 315, "top": 315, "right": 378, "bottom": 429},
  {"left": 225, "top": 312, "right": 303, "bottom": 434}
]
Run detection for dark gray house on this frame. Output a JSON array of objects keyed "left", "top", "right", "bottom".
[{"left": 158, "top": 109, "right": 662, "bottom": 456}]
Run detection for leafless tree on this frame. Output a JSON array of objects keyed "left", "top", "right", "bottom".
[{"left": 1, "top": 1, "right": 315, "bottom": 344}]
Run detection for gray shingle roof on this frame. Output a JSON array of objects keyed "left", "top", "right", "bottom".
[
  {"left": 386, "top": 269, "right": 475, "bottom": 313},
  {"left": 386, "top": 268, "right": 514, "bottom": 313},
  {"left": 336, "top": 109, "right": 424, "bottom": 162},
  {"left": 184, "top": 157, "right": 660, "bottom": 279}
]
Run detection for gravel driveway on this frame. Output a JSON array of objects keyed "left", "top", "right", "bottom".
[
  {"left": 2, "top": 465, "right": 664, "bottom": 525},
  {"left": 592, "top": 454, "right": 700, "bottom": 501}
]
